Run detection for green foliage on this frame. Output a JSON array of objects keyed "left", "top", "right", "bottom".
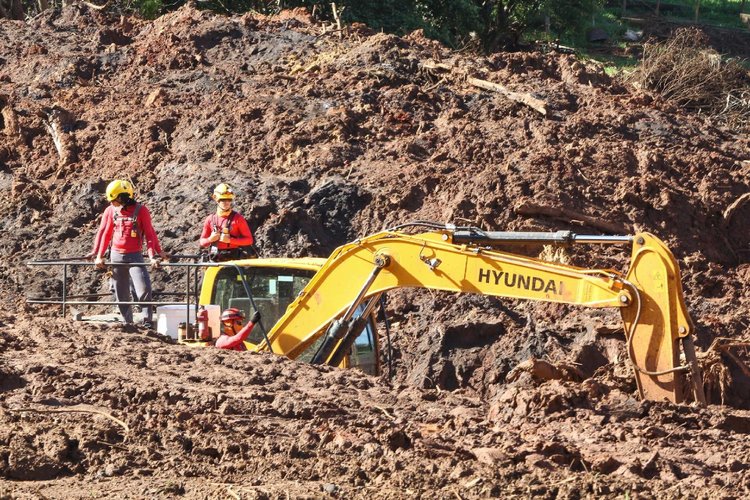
[
  {"left": 474, "top": 0, "right": 606, "bottom": 50},
  {"left": 276, "top": 0, "right": 481, "bottom": 47},
  {"left": 134, "top": 0, "right": 165, "bottom": 19},
  {"left": 14, "top": 0, "right": 610, "bottom": 54}
]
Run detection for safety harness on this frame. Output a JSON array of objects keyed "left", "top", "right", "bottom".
[
  {"left": 208, "top": 210, "right": 256, "bottom": 261},
  {"left": 113, "top": 202, "right": 143, "bottom": 242}
]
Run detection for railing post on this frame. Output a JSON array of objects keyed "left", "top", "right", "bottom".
[{"left": 62, "top": 264, "right": 68, "bottom": 318}]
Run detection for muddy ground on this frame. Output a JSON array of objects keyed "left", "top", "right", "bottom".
[{"left": 1, "top": 5, "right": 749, "bottom": 498}]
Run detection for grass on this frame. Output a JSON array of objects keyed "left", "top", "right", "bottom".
[
  {"left": 617, "top": 0, "right": 748, "bottom": 29},
  {"left": 531, "top": 1, "right": 750, "bottom": 75}
]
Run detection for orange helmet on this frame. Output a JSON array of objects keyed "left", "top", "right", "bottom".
[{"left": 220, "top": 308, "right": 244, "bottom": 323}]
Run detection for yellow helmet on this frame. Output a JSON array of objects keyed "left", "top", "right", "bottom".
[
  {"left": 105, "top": 179, "right": 134, "bottom": 202},
  {"left": 213, "top": 183, "right": 235, "bottom": 201}
]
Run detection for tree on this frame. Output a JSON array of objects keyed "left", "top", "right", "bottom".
[
  {"left": 476, "top": 0, "right": 604, "bottom": 51},
  {"left": 0, "top": 0, "right": 24, "bottom": 19}
]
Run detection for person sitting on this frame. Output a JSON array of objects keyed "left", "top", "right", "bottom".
[
  {"left": 199, "top": 183, "right": 255, "bottom": 261},
  {"left": 215, "top": 308, "right": 261, "bottom": 351}
]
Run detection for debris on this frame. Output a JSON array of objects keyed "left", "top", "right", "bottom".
[
  {"left": 421, "top": 61, "right": 548, "bottom": 116},
  {"left": 623, "top": 29, "right": 643, "bottom": 42},
  {"left": 41, "top": 106, "right": 78, "bottom": 167},
  {"left": 514, "top": 201, "right": 630, "bottom": 234},
  {"left": 467, "top": 77, "right": 548, "bottom": 116},
  {"left": 145, "top": 88, "right": 166, "bottom": 107},
  {"left": 722, "top": 193, "right": 750, "bottom": 229}
]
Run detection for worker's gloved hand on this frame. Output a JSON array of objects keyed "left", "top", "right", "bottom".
[
  {"left": 94, "top": 255, "right": 106, "bottom": 270},
  {"left": 219, "top": 233, "right": 231, "bottom": 244},
  {"left": 209, "top": 231, "right": 220, "bottom": 243},
  {"left": 251, "top": 311, "right": 261, "bottom": 324},
  {"left": 150, "top": 257, "right": 162, "bottom": 270}
]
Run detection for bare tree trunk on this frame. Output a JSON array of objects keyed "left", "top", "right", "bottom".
[
  {"left": 1, "top": 0, "right": 25, "bottom": 19},
  {"left": 694, "top": 0, "right": 701, "bottom": 22},
  {"left": 655, "top": 0, "right": 661, "bottom": 17},
  {"left": 621, "top": 0, "right": 627, "bottom": 17},
  {"left": 741, "top": 0, "right": 746, "bottom": 13},
  {"left": 38, "top": 0, "right": 50, "bottom": 11}
]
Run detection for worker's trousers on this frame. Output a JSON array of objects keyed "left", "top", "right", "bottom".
[{"left": 111, "top": 251, "right": 152, "bottom": 324}]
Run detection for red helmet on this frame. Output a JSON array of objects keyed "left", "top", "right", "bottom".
[{"left": 220, "top": 308, "right": 245, "bottom": 323}]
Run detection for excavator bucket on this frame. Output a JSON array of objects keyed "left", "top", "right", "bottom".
[{"left": 622, "top": 233, "right": 705, "bottom": 404}]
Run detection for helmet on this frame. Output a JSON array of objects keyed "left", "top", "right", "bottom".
[
  {"left": 220, "top": 307, "right": 245, "bottom": 323},
  {"left": 105, "top": 179, "right": 134, "bottom": 202},
  {"left": 213, "top": 183, "right": 235, "bottom": 201}
]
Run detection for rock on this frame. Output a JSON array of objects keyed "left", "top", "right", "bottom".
[
  {"left": 587, "top": 28, "right": 608, "bottom": 42},
  {"left": 623, "top": 29, "right": 643, "bottom": 42}
]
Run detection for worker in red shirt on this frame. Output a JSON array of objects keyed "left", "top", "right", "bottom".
[
  {"left": 90, "top": 179, "right": 167, "bottom": 327},
  {"left": 199, "top": 183, "right": 255, "bottom": 261},
  {"left": 216, "top": 308, "right": 261, "bottom": 351}
]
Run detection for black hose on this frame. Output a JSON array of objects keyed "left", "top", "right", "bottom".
[
  {"left": 386, "top": 220, "right": 485, "bottom": 234},
  {"left": 228, "top": 263, "right": 274, "bottom": 354}
]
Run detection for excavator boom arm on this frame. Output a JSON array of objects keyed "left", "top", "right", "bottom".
[{"left": 261, "top": 229, "right": 703, "bottom": 403}]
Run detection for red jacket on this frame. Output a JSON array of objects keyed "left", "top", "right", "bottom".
[
  {"left": 215, "top": 320, "right": 257, "bottom": 351},
  {"left": 92, "top": 203, "right": 163, "bottom": 257},
  {"left": 199, "top": 211, "right": 254, "bottom": 249}
]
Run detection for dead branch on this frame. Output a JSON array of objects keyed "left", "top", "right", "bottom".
[
  {"left": 421, "top": 61, "right": 452, "bottom": 72},
  {"left": 82, "top": 0, "right": 111, "bottom": 10},
  {"left": 44, "top": 120, "right": 64, "bottom": 159},
  {"left": 226, "top": 486, "right": 240, "bottom": 500},
  {"left": 722, "top": 192, "right": 750, "bottom": 229},
  {"left": 628, "top": 28, "right": 749, "bottom": 133},
  {"left": 467, "top": 77, "right": 548, "bottom": 116},
  {"left": 11, "top": 405, "right": 130, "bottom": 437},
  {"left": 705, "top": 337, "right": 750, "bottom": 379},
  {"left": 419, "top": 61, "right": 547, "bottom": 116},
  {"left": 331, "top": 3, "right": 343, "bottom": 38},
  {"left": 42, "top": 106, "right": 78, "bottom": 166},
  {"left": 514, "top": 201, "right": 630, "bottom": 234}
]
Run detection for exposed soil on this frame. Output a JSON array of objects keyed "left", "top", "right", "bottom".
[{"left": 1, "top": 5, "right": 749, "bottom": 498}]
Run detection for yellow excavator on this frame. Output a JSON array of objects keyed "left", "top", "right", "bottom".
[{"left": 191, "top": 222, "right": 705, "bottom": 405}]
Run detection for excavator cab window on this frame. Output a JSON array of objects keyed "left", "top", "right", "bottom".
[
  {"left": 211, "top": 266, "right": 315, "bottom": 344},
  {"left": 349, "top": 315, "right": 379, "bottom": 376}
]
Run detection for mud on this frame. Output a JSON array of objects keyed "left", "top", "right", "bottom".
[{"left": 1, "top": 5, "right": 749, "bottom": 498}]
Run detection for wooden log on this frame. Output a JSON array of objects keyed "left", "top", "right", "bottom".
[
  {"left": 420, "top": 61, "right": 548, "bottom": 116},
  {"left": 420, "top": 61, "right": 452, "bottom": 72},
  {"left": 467, "top": 77, "right": 547, "bottom": 116},
  {"left": 514, "top": 201, "right": 630, "bottom": 234},
  {"left": 722, "top": 192, "right": 750, "bottom": 229},
  {"left": 43, "top": 106, "right": 78, "bottom": 166},
  {"left": 83, "top": 0, "right": 111, "bottom": 10}
]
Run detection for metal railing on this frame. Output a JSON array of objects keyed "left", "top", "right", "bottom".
[
  {"left": 25, "top": 257, "right": 274, "bottom": 351},
  {"left": 26, "top": 257, "right": 214, "bottom": 326}
]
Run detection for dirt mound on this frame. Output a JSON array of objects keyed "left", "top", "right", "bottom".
[
  {"left": 1, "top": 5, "right": 750, "bottom": 497},
  {"left": 3, "top": 312, "right": 750, "bottom": 497}
]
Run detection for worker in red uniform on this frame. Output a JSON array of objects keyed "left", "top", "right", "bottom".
[
  {"left": 90, "top": 179, "right": 167, "bottom": 327},
  {"left": 199, "top": 183, "right": 255, "bottom": 261},
  {"left": 216, "top": 308, "right": 261, "bottom": 351}
]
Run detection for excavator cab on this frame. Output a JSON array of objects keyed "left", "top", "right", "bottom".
[{"left": 199, "top": 258, "right": 380, "bottom": 375}]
